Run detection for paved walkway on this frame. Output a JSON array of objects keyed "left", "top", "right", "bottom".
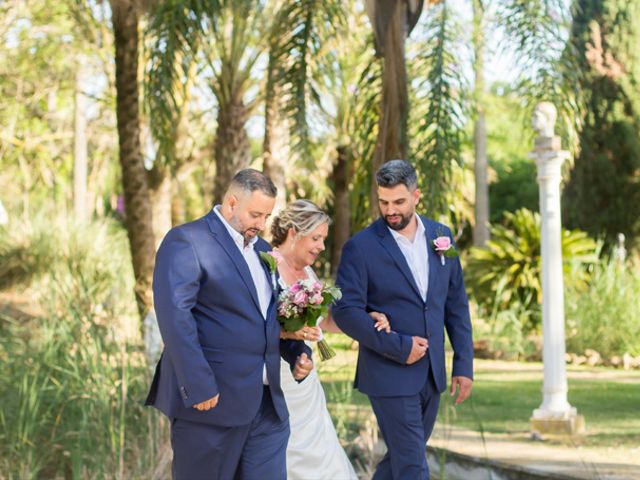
[{"left": 428, "top": 424, "right": 640, "bottom": 480}]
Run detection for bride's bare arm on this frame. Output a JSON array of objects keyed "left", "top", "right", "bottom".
[
  {"left": 318, "top": 310, "right": 342, "bottom": 333},
  {"left": 320, "top": 309, "right": 391, "bottom": 334}
]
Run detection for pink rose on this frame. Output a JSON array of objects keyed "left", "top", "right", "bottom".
[
  {"left": 293, "top": 290, "right": 308, "bottom": 306},
  {"left": 311, "top": 293, "right": 323, "bottom": 305},
  {"left": 290, "top": 282, "right": 302, "bottom": 293},
  {"left": 433, "top": 236, "right": 452, "bottom": 252},
  {"left": 269, "top": 250, "right": 284, "bottom": 266},
  {"left": 312, "top": 281, "right": 323, "bottom": 292}
]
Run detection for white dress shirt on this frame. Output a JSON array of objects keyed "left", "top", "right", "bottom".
[
  {"left": 214, "top": 206, "right": 272, "bottom": 384},
  {"left": 388, "top": 214, "right": 429, "bottom": 301}
]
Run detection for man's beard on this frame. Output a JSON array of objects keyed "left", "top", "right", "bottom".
[
  {"left": 381, "top": 212, "right": 413, "bottom": 231},
  {"left": 242, "top": 228, "right": 260, "bottom": 243},
  {"left": 229, "top": 216, "right": 260, "bottom": 245}
]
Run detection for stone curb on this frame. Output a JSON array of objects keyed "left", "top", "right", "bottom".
[{"left": 427, "top": 446, "right": 583, "bottom": 480}]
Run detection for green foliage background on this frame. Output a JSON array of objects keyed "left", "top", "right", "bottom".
[{"left": 563, "top": 0, "right": 640, "bottom": 249}]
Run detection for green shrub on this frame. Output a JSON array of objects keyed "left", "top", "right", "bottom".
[
  {"left": 0, "top": 216, "right": 164, "bottom": 478},
  {"left": 0, "top": 216, "right": 56, "bottom": 290},
  {"left": 465, "top": 208, "right": 599, "bottom": 334},
  {"left": 489, "top": 159, "right": 539, "bottom": 223},
  {"left": 566, "top": 257, "right": 640, "bottom": 358},
  {"left": 471, "top": 301, "right": 540, "bottom": 360}
]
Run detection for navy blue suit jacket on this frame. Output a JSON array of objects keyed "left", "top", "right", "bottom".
[
  {"left": 145, "top": 210, "right": 309, "bottom": 426},
  {"left": 333, "top": 216, "right": 473, "bottom": 397}
]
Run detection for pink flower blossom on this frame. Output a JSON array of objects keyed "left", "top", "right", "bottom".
[
  {"left": 311, "top": 294, "right": 323, "bottom": 305},
  {"left": 433, "top": 236, "right": 452, "bottom": 252},
  {"left": 290, "top": 283, "right": 302, "bottom": 293},
  {"left": 269, "top": 250, "right": 284, "bottom": 266},
  {"left": 293, "top": 290, "right": 308, "bottom": 306}
]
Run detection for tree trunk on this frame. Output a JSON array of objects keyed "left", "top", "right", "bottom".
[
  {"left": 110, "top": 0, "right": 155, "bottom": 317},
  {"left": 263, "top": 55, "right": 289, "bottom": 213},
  {"left": 330, "top": 146, "right": 351, "bottom": 276},
  {"left": 370, "top": 0, "right": 408, "bottom": 219},
  {"left": 148, "top": 166, "right": 172, "bottom": 249},
  {"left": 472, "top": 0, "right": 490, "bottom": 247},
  {"left": 73, "top": 63, "right": 89, "bottom": 221},
  {"left": 212, "top": 96, "right": 251, "bottom": 205},
  {"left": 171, "top": 166, "right": 188, "bottom": 226},
  {"left": 149, "top": 55, "right": 195, "bottom": 234}
]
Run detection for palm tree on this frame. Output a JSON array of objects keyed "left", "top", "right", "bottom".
[
  {"left": 472, "top": 0, "right": 489, "bottom": 246},
  {"left": 206, "top": 2, "right": 267, "bottom": 204},
  {"left": 271, "top": 1, "right": 381, "bottom": 269},
  {"left": 410, "top": 0, "right": 576, "bottom": 228},
  {"left": 408, "top": 1, "right": 466, "bottom": 221},
  {"left": 145, "top": 0, "right": 265, "bottom": 206},
  {"left": 109, "top": 0, "right": 155, "bottom": 317},
  {"left": 314, "top": 6, "right": 379, "bottom": 271},
  {"left": 365, "top": 0, "right": 428, "bottom": 217},
  {"left": 262, "top": 6, "right": 290, "bottom": 211}
]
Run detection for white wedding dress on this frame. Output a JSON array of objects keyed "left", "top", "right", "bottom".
[{"left": 279, "top": 267, "right": 358, "bottom": 480}]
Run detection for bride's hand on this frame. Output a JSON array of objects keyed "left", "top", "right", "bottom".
[
  {"left": 282, "top": 326, "right": 322, "bottom": 341},
  {"left": 369, "top": 311, "right": 391, "bottom": 333}
]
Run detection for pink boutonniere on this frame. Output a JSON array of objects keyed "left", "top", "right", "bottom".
[{"left": 433, "top": 236, "right": 459, "bottom": 266}]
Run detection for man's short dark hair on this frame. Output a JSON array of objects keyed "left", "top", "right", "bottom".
[
  {"left": 229, "top": 169, "right": 277, "bottom": 197},
  {"left": 375, "top": 160, "right": 418, "bottom": 190}
]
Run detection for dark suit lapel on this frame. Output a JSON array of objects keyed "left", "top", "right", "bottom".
[
  {"left": 421, "top": 216, "right": 441, "bottom": 305},
  {"left": 374, "top": 219, "right": 423, "bottom": 300},
  {"left": 205, "top": 211, "right": 262, "bottom": 313},
  {"left": 254, "top": 242, "right": 278, "bottom": 301}
]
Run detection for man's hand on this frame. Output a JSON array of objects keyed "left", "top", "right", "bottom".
[
  {"left": 281, "top": 326, "right": 322, "bottom": 341},
  {"left": 406, "top": 336, "right": 429, "bottom": 364},
  {"left": 193, "top": 394, "right": 219, "bottom": 411},
  {"left": 450, "top": 376, "right": 473, "bottom": 405},
  {"left": 293, "top": 352, "right": 313, "bottom": 380}
]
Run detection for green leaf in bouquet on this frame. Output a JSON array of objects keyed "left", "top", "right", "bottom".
[{"left": 283, "top": 316, "right": 305, "bottom": 332}]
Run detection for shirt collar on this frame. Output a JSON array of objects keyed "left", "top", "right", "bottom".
[
  {"left": 213, "top": 205, "right": 258, "bottom": 249},
  {"left": 388, "top": 214, "right": 425, "bottom": 244}
]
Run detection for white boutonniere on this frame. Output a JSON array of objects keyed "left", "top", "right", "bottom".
[
  {"left": 432, "top": 235, "right": 459, "bottom": 266},
  {"left": 259, "top": 250, "right": 282, "bottom": 290}
]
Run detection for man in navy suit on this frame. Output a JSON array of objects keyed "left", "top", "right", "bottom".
[
  {"left": 333, "top": 160, "right": 473, "bottom": 479},
  {"left": 145, "top": 169, "right": 313, "bottom": 479}
]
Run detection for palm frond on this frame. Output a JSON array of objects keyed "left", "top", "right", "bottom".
[
  {"left": 144, "top": 0, "right": 221, "bottom": 164},
  {"left": 465, "top": 208, "right": 600, "bottom": 333},
  {"left": 498, "top": 0, "right": 582, "bottom": 149},
  {"left": 270, "top": 0, "right": 347, "bottom": 162},
  {"left": 410, "top": 0, "right": 468, "bottom": 219},
  {"left": 349, "top": 53, "right": 383, "bottom": 232}
]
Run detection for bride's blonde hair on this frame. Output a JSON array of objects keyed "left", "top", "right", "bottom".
[{"left": 271, "top": 200, "right": 331, "bottom": 247}]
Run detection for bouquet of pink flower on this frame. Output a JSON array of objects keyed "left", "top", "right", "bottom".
[{"left": 277, "top": 278, "right": 341, "bottom": 361}]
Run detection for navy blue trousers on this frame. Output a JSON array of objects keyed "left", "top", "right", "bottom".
[
  {"left": 369, "top": 370, "right": 441, "bottom": 480},
  {"left": 170, "top": 387, "right": 289, "bottom": 480}
]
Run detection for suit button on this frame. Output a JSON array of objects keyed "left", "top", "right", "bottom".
[{"left": 424, "top": 306, "right": 429, "bottom": 311}]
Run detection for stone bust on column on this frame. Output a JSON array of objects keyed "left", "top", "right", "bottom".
[
  {"left": 532, "top": 102, "right": 556, "bottom": 138},
  {"left": 529, "top": 102, "right": 584, "bottom": 436},
  {"left": 531, "top": 102, "right": 562, "bottom": 154}
]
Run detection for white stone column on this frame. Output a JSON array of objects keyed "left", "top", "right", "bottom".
[{"left": 529, "top": 102, "right": 584, "bottom": 436}]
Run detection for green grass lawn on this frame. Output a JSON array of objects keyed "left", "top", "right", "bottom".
[
  {"left": 318, "top": 337, "right": 640, "bottom": 449},
  {"left": 442, "top": 361, "right": 640, "bottom": 448}
]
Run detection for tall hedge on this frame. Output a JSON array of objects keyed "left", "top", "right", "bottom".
[{"left": 563, "top": 0, "right": 640, "bottom": 249}]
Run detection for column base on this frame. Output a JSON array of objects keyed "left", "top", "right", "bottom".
[{"left": 530, "top": 413, "right": 585, "bottom": 437}]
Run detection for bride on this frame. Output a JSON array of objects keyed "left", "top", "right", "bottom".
[{"left": 270, "top": 200, "right": 390, "bottom": 480}]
